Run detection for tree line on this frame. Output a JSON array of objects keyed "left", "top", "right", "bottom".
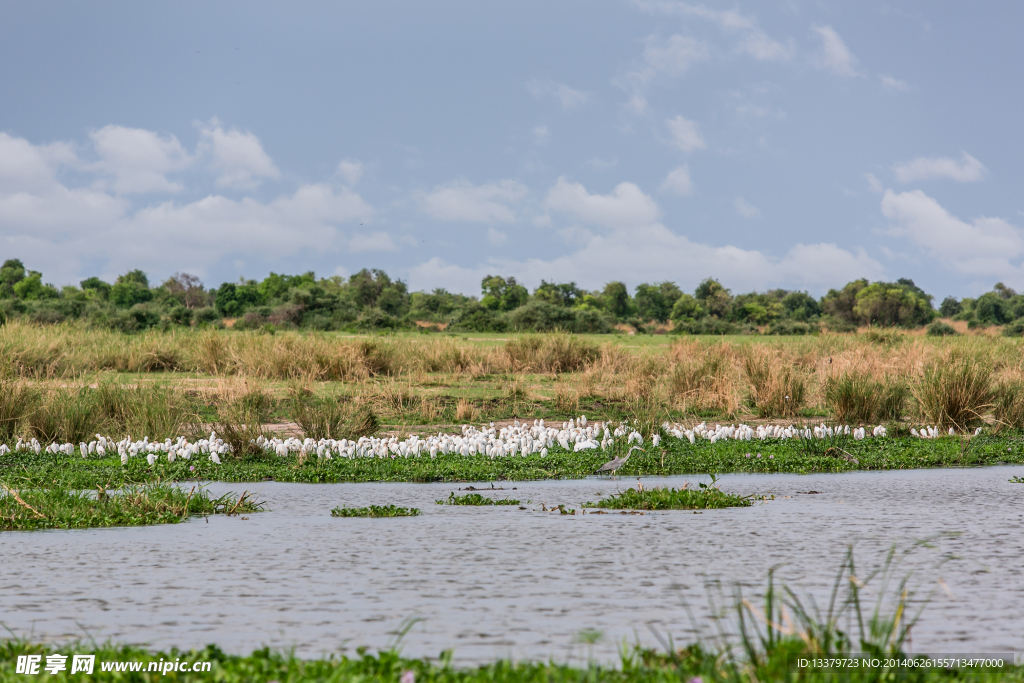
[{"left": 0, "top": 257, "right": 1019, "bottom": 335}]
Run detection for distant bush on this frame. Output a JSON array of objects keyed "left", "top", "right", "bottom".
[
  {"left": 765, "top": 320, "right": 817, "bottom": 336},
  {"left": 927, "top": 321, "right": 959, "bottom": 337},
  {"left": 1002, "top": 319, "right": 1024, "bottom": 337}
]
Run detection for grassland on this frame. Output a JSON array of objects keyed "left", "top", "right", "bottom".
[
  {"left": 0, "top": 483, "right": 259, "bottom": 530},
  {"left": 3, "top": 323, "right": 1024, "bottom": 484}
]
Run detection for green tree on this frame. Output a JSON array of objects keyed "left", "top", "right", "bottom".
[
  {"left": 821, "top": 279, "right": 869, "bottom": 325},
  {"left": 598, "top": 281, "right": 631, "bottom": 318},
  {"left": 938, "top": 296, "right": 961, "bottom": 318},
  {"left": 634, "top": 282, "right": 682, "bottom": 322},
  {"left": 694, "top": 278, "right": 732, "bottom": 318},
  {"left": 974, "top": 292, "right": 1010, "bottom": 324},
  {"left": 781, "top": 291, "right": 820, "bottom": 321},
  {"left": 0, "top": 259, "right": 26, "bottom": 298},
  {"left": 532, "top": 280, "right": 584, "bottom": 308},
  {"left": 480, "top": 275, "right": 529, "bottom": 311},
  {"left": 670, "top": 293, "right": 703, "bottom": 321},
  {"left": 80, "top": 277, "right": 112, "bottom": 301},
  {"left": 12, "top": 271, "right": 58, "bottom": 300},
  {"left": 853, "top": 282, "right": 935, "bottom": 327}
]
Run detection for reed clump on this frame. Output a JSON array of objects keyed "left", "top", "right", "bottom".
[
  {"left": 824, "top": 372, "right": 908, "bottom": 424},
  {"left": 743, "top": 349, "right": 805, "bottom": 418},
  {"left": 915, "top": 351, "right": 994, "bottom": 429},
  {"left": 291, "top": 393, "right": 380, "bottom": 440}
]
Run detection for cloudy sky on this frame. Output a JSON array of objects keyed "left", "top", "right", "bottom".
[{"left": 1, "top": 1, "right": 1021, "bottom": 299}]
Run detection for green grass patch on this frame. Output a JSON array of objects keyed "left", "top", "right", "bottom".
[
  {"left": 436, "top": 492, "right": 520, "bottom": 505},
  {"left": 1011, "top": 475, "right": 1024, "bottom": 483},
  {"left": 587, "top": 481, "right": 752, "bottom": 510},
  {"left": 0, "top": 483, "right": 260, "bottom": 531},
  {"left": 330, "top": 504, "right": 420, "bottom": 517}
]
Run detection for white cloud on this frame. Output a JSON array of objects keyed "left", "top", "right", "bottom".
[
  {"left": 198, "top": 118, "right": 280, "bottom": 189},
  {"left": 813, "top": 25, "right": 859, "bottom": 77},
  {"left": 881, "top": 189, "right": 1024, "bottom": 281},
  {"left": 349, "top": 231, "right": 397, "bottom": 253},
  {"left": 89, "top": 125, "right": 191, "bottom": 194},
  {"left": 527, "top": 78, "right": 589, "bottom": 110},
  {"left": 643, "top": 35, "right": 710, "bottom": 76},
  {"left": 633, "top": 2, "right": 793, "bottom": 61},
  {"left": 879, "top": 74, "right": 909, "bottom": 91},
  {"left": 660, "top": 165, "right": 693, "bottom": 196},
  {"left": 418, "top": 180, "right": 527, "bottom": 223},
  {"left": 666, "top": 116, "right": 705, "bottom": 152},
  {"left": 0, "top": 129, "right": 374, "bottom": 282},
  {"left": 533, "top": 125, "right": 550, "bottom": 144},
  {"left": 0, "top": 133, "right": 77, "bottom": 193},
  {"left": 865, "top": 173, "right": 884, "bottom": 193},
  {"left": 336, "top": 159, "right": 363, "bottom": 185},
  {"left": 734, "top": 197, "right": 760, "bottom": 218},
  {"left": 488, "top": 227, "right": 508, "bottom": 245},
  {"left": 544, "top": 177, "right": 660, "bottom": 229},
  {"left": 892, "top": 152, "right": 986, "bottom": 183}
]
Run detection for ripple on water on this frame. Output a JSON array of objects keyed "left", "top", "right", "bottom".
[{"left": 1, "top": 466, "right": 1022, "bottom": 664}]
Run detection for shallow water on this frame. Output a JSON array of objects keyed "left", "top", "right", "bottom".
[{"left": 2, "top": 466, "right": 1023, "bottom": 664}]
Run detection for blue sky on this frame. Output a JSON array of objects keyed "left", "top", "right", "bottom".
[{"left": 1, "top": 1, "right": 1021, "bottom": 300}]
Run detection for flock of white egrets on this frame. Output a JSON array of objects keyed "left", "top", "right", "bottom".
[{"left": 0, "top": 415, "right": 980, "bottom": 463}]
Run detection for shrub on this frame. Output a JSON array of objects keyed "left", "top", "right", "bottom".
[
  {"left": 292, "top": 395, "right": 379, "bottom": 440},
  {"left": 742, "top": 351, "right": 805, "bottom": 418},
  {"left": 926, "top": 321, "right": 959, "bottom": 337},
  {"left": 504, "top": 334, "right": 598, "bottom": 373},
  {"left": 0, "top": 376, "right": 37, "bottom": 441},
  {"left": 1002, "top": 319, "right": 1024, "bottom": 337},
  {"left": 824, "top": 373, "right": 907, "bottom": 423},
  {"left": 915, "top": 352, "right": 994, "bottom": 429},
  {"left": 824, "top": 373, "right": 876, "bottom": 424},
  {"left": 993, "top": 381, "right": 1024, "bottom": 430},
  {"left": 25, "top": 388, "right": 103, "bottom": 444}
]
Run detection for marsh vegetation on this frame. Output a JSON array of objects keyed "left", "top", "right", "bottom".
[
  {"left": 0, "top": 483, "right": 259, "bottom": 531},
  {"left": 330, "top": 504, "right": 420, "bottom": 517}
]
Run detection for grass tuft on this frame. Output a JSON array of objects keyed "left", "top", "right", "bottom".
[{"left": 915, "top": 351, "right": 994, "bottom": 430}]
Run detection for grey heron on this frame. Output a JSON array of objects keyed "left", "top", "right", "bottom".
[{"left": 596, "top": 446, "right": 644, "bottom": 475}]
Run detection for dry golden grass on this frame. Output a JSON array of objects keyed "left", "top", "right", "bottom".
[{"left": 5, "top": 321, "right": 1024, "bottom": 427}]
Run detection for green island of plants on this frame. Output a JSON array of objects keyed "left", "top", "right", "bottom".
[
  {"left": 0, "top": 483, "right": 259, "bottom": 531},
  {"left": 436, "top": 492, "right": 520, "bottom": 505},
  {"left": 1010, "top": 475, "right": 1024, "bottom": 483},
  {"left": 587, "top": 480, "right": 752, "bottom": 510},
  {"left": 331, "top": 504, "right": 420, "bottom": 517}
]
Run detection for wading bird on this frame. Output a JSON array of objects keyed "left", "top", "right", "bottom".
[{"left": 596, "top": 446, "right": 644, "bottom": 476}]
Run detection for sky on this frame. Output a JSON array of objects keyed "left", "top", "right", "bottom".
[{"left": 1, "top": 1, "right": 1021, "bottom": 301}]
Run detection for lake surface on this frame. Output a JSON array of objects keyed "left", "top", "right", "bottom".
[{"left": 2, "top": 466, "right": 1023, "bottom": 664}]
